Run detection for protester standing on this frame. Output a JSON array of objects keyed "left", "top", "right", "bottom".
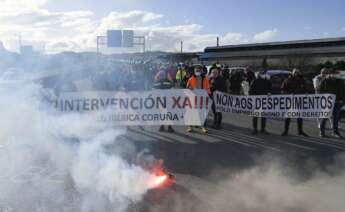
[
  {"left": 319, "top": 69, "right": 345, "bottom": 138},
  {"left": 186, "top": 65, "right": 211, "bottom": 134},
  {"left": 313, "top": 68, "right": 332, "bottom": 129},
  {"left": 210, "top": 67, "right": 227, "bottom": 129},
  {"left": 180, "top": 68, "right": 193, "bottom": 88},
  {"left": 249, "top": 72, "right": 272, "bottom": 135},
  {"left": 245, "top": 67, "right": 256, "bottom": 85},
  {"left": 175, "top": 64, "right": 187, "bottom": 88},
  {"left": 229, "top": 71, "right": 244, "bottom": 95},
  {"left": 153, "top": 69, "right": 175, "bottom": 133},
  {"left": 281, "top": 68, "right": 309, "bottom": 137},
  {"left": 221, "top": 68, "right": 231, "bottom": 93}
]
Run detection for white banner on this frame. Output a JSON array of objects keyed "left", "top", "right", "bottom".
[
  {"left": 53, "top": 89, "right": 212, "bottom": 126},
  {"left": 214, "top": 91, "right": 336, "bottom": 119}
]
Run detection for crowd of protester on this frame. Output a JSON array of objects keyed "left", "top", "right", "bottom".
[
  {"left": 45, "top": 60, "right": 345, "bottom": 138},
  {"left": 146, "top": 62, "right": 345, "bottom": 138}
]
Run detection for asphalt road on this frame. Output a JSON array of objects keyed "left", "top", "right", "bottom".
[{"left": 120, "top": 113, "right": 345, "bottom": 212}]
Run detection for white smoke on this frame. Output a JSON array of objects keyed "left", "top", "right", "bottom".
[{"left": 0, "top": 83, "right": 157, "bottom": 212}]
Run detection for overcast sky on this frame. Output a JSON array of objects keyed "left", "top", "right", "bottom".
[{"left": 1, "top": 0, "right": 345, "bottom": 53}]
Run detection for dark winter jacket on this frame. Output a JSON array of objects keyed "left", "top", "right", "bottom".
[
  {"left": 249, "top": 78, "right": 272, "bottom": 95},
  {"left": 229, "top": 72, "right": 244, "bottom": 94},
  {"left": 281, "top": 75, "right": 307, "bottom": 94},
  {"left": 320, "top": 78, "right": 345, "bottom": 103},
  {"left": 210, "top": 76, "right": 227, "bottom": 94}
]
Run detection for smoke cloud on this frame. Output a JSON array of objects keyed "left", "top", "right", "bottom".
[{"left": 0, "top": 83, "right": 158, "bottom": 212}]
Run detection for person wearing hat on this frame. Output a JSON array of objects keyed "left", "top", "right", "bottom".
[
  {"left": 249, "top": 71, "right": 272, "bottom": 135},
  {"left": 281, "top": 68, "right": 309, "bottom": 137},
  {"left": 186, "top": 65, "right": 210, "bottom": 134},
  {"left": 319, "top": 69, "right": 345, "bottom": 138}
]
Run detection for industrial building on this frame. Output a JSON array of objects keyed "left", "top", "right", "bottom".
[{"left": 202, "top": 37, "right": 345, "bottom": 69}]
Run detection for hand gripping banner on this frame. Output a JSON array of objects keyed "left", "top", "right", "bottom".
[
  {"left": 53, "top": 89, "right": 212, "bottom": 126},
  {"left": 213, "top": 91, "right": 336, "bottom": 119}
]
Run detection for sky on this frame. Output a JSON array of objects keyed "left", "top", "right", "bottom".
[{"left": 0, "top": 0, "right": 345, "bottom": 53}]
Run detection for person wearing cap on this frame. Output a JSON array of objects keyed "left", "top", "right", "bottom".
[
  {"left": 186, "top": 65, "right": 210, "bottom": 134},
  {"left": 281, "top": 68, "right": 309, "bottom": 137},
  {"left": 249, "top": 71, "right": 272, "bottom": 135},
  {"left": 319, "top": 69, "right": 345, "bottom": 138}
]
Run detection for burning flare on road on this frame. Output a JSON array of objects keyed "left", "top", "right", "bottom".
[{"left": 152, "top": 175, "right": 169, "bottom": 188}]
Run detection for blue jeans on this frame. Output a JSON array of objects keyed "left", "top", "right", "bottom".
[{"left": 321, "top": 103, "right": 343, "bottom": 134}]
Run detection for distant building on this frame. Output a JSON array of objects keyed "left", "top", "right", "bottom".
[
  {"left": 202, "top": 37, "right": 345, "bottom": 70},
  {"left": 157, "top": 52, "right": 200, "bottom": 63}
]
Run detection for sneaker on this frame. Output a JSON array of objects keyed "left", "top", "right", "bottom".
[
  {"left": 299, "top": 131, "right": 309, "bottom": 137},
  {"left": 252, "top": 129, "right": 258, "bottom": 135},
  {"left": 319, "top": 133, "right": 326, "bottom": 138},
  {"left": 186, "top": 127, "right": 193, "bottom": 133},
  {"left": 332, "top": 132, "right": 343, "bottom": 139},
  {"left": 167, "top": 126, "right": 175, "bottom": 133},
  {"left": 260, "top": 130, "right": 270, "bottom": 135},
  {"left": 159, "top": 126, "right": 165, "bottom": 132},
  {"left": 202, "top": 127, "right": 208, "bottom": 134},
  {"left": 281, "top": 131, "right": 288, "bottom": 136}
]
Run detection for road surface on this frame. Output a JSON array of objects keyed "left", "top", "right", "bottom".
[{"left": 120, "top": 114, "right": 345, "bottom": 212}]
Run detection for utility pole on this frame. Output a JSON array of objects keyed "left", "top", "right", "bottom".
[
  {"left": 217, "top": 37, "right": 220, "bottom": 47},
  {"left": 180, "top": 41, "right": 183, "bottom": 53}
]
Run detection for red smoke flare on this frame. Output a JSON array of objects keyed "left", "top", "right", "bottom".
[{"left": 152, "top": 175, "right": 168, "bottom": 188}]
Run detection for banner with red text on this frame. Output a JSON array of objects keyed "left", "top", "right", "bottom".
[{"left": 53, "top": 89, "right": 212, "bottom": 126}]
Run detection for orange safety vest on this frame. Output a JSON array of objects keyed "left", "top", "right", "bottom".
[{"left": 187, "top": 76, "right": 211, "bottom": 94}]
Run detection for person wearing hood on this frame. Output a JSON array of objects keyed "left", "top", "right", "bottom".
[
  {"left": 249, "top": 72, "right": 272, "bottom": 135},
  {"left": 281, "top": 68, "right": 309, "bottom": 137},
  {"left": 186, "top": 65, "right": 210, "bottom": 134},
  {"left": 319, "top": 69, "right": 345, "bottom": 138}
]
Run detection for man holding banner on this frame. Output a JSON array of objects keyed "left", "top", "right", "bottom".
[
  {"left": 186, "top": 65, "right": 210, "bottom": 134},
  {"left": 210, "top": 66, "right": 227, "bottom": 129},
  {"left": 249, "top": 72, "right": 272, "bottom": 135},
  {"left": 153, "top": 69, "right": 175, "bottom": 132},
  {"left": 319, "top": 69, "right": 345, "bottom": 138},
  {"left": 281, "top": 69, "right": 309, "bottom": 137}
]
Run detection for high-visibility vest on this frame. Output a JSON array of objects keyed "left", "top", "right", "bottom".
[{"left": 187, "top": 76, "right": 210, "bottom": 94}]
